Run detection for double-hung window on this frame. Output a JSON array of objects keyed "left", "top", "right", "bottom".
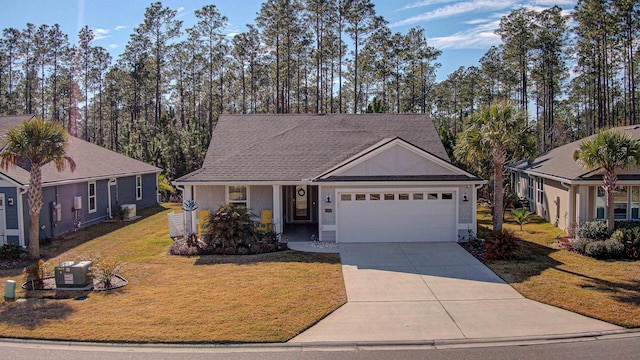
[
  {"left": 228, "top": 185, "right": 248, "bottom": 209},
  {"left": 527, "top": 176, "right": 534, "bottom": 201},
  {"left": 536, "top": 178, "right": 544, "bottom": 204},
  {"left": 136, "top": 175, "right": 143, "bottom": 200},
  {"left": 88, "top": 181, "right": 97, "bottom": 213}
]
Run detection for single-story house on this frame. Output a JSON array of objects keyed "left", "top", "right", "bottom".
[
  {"left": 174, "top": 114, "right": 485, "bottom": 243},
  {"left": 507, "top": 125, "right": 640, "bottom": 232},
  {"left": 0, "top": 115, "right": 161, "bottom": 246}
]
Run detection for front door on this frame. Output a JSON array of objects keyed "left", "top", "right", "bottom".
[{"left": 293, "top": 185, "right": 310, "bottom": 221}]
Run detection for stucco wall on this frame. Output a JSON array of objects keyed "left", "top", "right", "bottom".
[
  {"left": 250, "top": 185, "right": 273, "bottom": 216},
  {"left": 544, "top": 179, "right": 569, "bottom": 230}
]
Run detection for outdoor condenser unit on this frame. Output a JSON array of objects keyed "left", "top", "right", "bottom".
[
  {"left": 54, "top": 261, "right": 93, "bottom": 290},
  {"left": 121, "top": 204, "right": 136, "bottom": 219}
]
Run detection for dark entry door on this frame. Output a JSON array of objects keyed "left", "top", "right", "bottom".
[{"left": 293, "top": 185, "right": 310, "bottom": 221}]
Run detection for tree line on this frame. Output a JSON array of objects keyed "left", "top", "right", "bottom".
[{"left": 0, "top": 0, "right": 638, "bottom": 181}]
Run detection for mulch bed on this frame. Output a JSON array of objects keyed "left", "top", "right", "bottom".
[
  {"left": 459, "top": 242, "right": 487, "bottom": 262},
  {"left": 0, "top": 258, "right": 31, "bottom": 270},
  {"left": 21, "top": 275, "right": 128, "bottom": 291}
]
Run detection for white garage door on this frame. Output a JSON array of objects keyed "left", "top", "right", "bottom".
[{"left": 337, "top": 191, "right": 457, "bottom": 243}]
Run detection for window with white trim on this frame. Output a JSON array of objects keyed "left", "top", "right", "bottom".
[
  {"left": 596, "top": 186, "right": 606, "bottom": 220},
  {"left": 527, "top": 176, "right": 534, "bottom": 201},
  {"left": 88, "top": 181, "right": 97, "bottom": 213},
  {"left": 613, "top": 186, "right": 628, "bottom": 220},
  {"left": 228, "top": 185, "right": 248, "bottom": 209},
  {"left": 632, "top": 187, "right": 640, "bottom": 220},
  {"left": 135, "top": 175, "right": 142, "bottom": 200},
  {"left": 536, "top": 178, "right": 544, "bottom": 204}
]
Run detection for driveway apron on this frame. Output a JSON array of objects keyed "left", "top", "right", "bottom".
[{"left": 290, "top": 242, "right": 620, "bottom": 343}]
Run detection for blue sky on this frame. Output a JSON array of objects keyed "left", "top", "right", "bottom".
[{"left": 3, "top": 0, "right": 576, "bottom": 80}]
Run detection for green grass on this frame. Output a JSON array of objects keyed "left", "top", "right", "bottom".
[
  {"left": 0, "top": 204, "right": 346, "bottom": 343},
  {"left": 479, "top": 206, "right": 640, "bottom": 328}
]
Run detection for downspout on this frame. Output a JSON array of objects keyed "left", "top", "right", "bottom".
[
  {"left": 17, "top": 186, "right": 28, "bottom": 247},
  {"left": 561, "top": 182, "right": 574, "bottom": 234}
]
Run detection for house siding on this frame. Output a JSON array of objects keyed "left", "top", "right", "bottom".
[
  {"left": 544, "top": 179, "right": 570, "bottom": 230},
  {"left": 194, "top": 185, "right": 225, "bottom": 212},
  {"left": 250, "top": 185, "right": 273, "bottom": 217},
  {"left": 0, "top": 187, "right": 19, "bottom": 230}
]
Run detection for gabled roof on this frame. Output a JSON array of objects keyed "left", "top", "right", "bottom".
[
  {"left": 0, "top": 116, "right": 160, "bottom": 186},
  {"left": 0, "top": 115, "right": 35, "bottom": 148},
  {"left": 176, "top": 114, "right": 453, "bottom": 183},
  {"left": 509, "top": 125, "right": 640, "bottom": 182}
]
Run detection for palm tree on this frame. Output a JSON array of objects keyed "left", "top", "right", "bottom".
[
  {"left": 0, "top": 117, "right": 76, "bottom": 259},
  {"left": 455, "top": 101, "right": 536, "bottom": 232},
  {"left": 573, "top": 130, "right": 640, "bottom": 235}
]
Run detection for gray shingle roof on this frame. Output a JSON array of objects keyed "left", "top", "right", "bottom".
[
  {"left": 0, "top": 115, "right": 160, "bottom": 186},
  {"left": 177, "top": 114, "right": 450, "bottom": 182},
  {"left": 0, "top": 115, "right": 35, "bottom": 149},
  {"left": 509, "top": 125, "right": 640, "bottom": 181}
]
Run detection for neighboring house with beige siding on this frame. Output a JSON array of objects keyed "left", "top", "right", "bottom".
[
  {"left": 174, "top": 114, "right": 485, "bottom": 243},
  {"left": 507, "top": 125, "right": 640, "bottom": 233}
]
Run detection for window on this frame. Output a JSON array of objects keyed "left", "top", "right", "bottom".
[
  {"left": 135, "top": 175, "right": 142, "bottom": 200},
  {"left": 355, "top": 194, "right": 366, "bottom": 201},
  {"left": 228, "top": 185, "right": 248, "bottom": 209},
  {"left": 340, "top": 194, "right": 352, "bottom": 201},
  {"left": 514, "top": 173, "right": 520, "bottom": 194},
  {"left": 527, "top": 176, "right": 534, "bottom": 200},
  {"left": 384, "top": 194, "right": 395, "bottom": 200},
  {"left": 536, "top": 178, "right": 544, "bottom": 204},
  {"left": 632, "top": 187, "right": 640, "bottom": 220},
  {"left": 613, "top": 186, "right": 628, "bottom": 220},
  {"left": 398, "top": 193, "right": 409, "bottom": 200},
  {"left": 427, "top": 193, "right": 438, "bottom": 200},
  {"left": 88, "top": 181, "right": 97, "bottom": 213},
  {"left": 596, "top": 186, "right": 606, "bottom": 220},
  {"left": 413, "top": 193, "right": 424, "bottom": 200},
  {"left": 369, "top": 194, "right": 380, "bottom": 201},
  {"left": 442, "top": 193, "right": 453, "bottom": 200}
]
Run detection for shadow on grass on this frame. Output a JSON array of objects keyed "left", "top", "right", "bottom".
[
  {"left": 486, "top": 237, "right": 564, "bottom": 283},
  {"left": 0, "top": 299, "right": 74, "bottom": 329},
  {"left": 554, "top": 267, "right": 640, "bottom": 306},
  {"left": 193, "top": 250, "right": 340, "bottom": 266},
  {"left": 40, "top": 204, "right": 169, "bottom": 261}
]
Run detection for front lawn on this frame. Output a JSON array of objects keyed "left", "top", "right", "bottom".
[
  {"left": 478, "top": 207, "right": 640, "bottom": 327},
  {"left": 0, "top": 204, "right": 346, "bottom": 343}
]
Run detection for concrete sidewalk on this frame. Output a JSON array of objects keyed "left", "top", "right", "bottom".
[{"left": 290, "top": 242, "right": 621, "bottom": 343}]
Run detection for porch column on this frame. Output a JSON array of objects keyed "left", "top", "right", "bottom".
[{"left": 272, "top": 185, "right": 282, "bottom": 234}]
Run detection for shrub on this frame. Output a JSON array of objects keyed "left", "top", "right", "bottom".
[
  {"left": 570, "top": 237, "right": 595, "bottom": 254},
  {"left": 483, "top": 229, "right": 519, "bottom": 260},
  {"left": 584, "top": 241, "right": 608, "bottom": 259},
  {"left": 0, "top": 243, "right": 25, "bottom": 260},
  {"left": 577, "top": 221, "right": 608, "bottom": 241},
  {"left": 23, "top": 259, "right": 48, "bottom": 287},
  {"left": 604, "top": 239, "right": 625, "bottom": 259},
  {"left": 201, "top": 203, "right": 258, "bottom": 252},
  {"left": 169, "top": 241, "right": 201, "bottom": 256},
  {"left": 82, "top": 254, "right": 125, "bottom": 289}
]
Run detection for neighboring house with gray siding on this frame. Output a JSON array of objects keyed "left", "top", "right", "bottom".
[
  {"left": 174, "top": 114, "right": 485, "bottom": 243},
  {"left": 0, "top": 115, "right": 161, "bottom": 246},
  {"left": 507, "top": 125, "right": 640, "bottom": 232}
]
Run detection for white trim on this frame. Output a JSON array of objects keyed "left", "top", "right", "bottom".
[
  {"left": 17, "top": 187, "right": 26, "bottom": 247},
  {"left": 88, "top": 181, "right": 97, "bottom": 214},
  {"left": 317, "top": 137, "right": 477, "bottom": 179},
  {"left": 135, "top": 175, "right": 143, "bottom": 201}
]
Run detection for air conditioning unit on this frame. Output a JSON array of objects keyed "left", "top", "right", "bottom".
[
  {"left": 54, "top": 261, "right": 93, "bottom": 290},
  {"left": 121, "top": 204, "right": 136, "bottom": 220}
]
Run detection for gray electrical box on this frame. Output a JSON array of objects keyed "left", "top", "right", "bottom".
[{"left": 54, "top": 261, "right": 93, "bottom": 290}]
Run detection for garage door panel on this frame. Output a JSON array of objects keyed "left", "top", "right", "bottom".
[{"left": 337, "top": 192, "right": 456, "bottom": 243}]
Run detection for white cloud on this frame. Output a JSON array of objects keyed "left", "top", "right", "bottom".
[
  {"left": 93, "top": 28, "right": 110, "bottom": 41},
  {"left": 391, "top": 0, "right": 517, "bottom": 27},
  {"left": 428, "top": 20, "right": 502, "bottom": 49},
  {"left": 397, "top": 0, "right": 459, "bottom": 11},
  {"left": 226, "top": 32, "right": 240, "bottom": 38},
  {"left": 528, "top": 0, "right": 576, "bottom": 6},
  {"left": 177, "top": 6, "right": 185, "bottom": 12},
  {"left": 108, "top": 44, "right": 119, "bottom": 49},
  {"left": 114, "top": 25, "right": 127, "bottom": 31}
]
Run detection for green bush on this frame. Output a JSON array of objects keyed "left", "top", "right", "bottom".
[
  {"left": 570, "top": 238, "right": 595, "bottom": 254},
  {"left": 483, "top": 229, "right": 519, "bottom": 260},
  {"left": 584, "top": 241, "right": 608, "bottom": 259},
  {"left": 0, "top": 243, "right": 25, "bottom": 260},
  {"left": 577, "top": 221, "right": 608, "bottom": 241},
  {"left": 201, "top": 203, "right": 258, "bottom": 251},
  {"left": 607, "top": 225, "right": 640, "bottom": 259},
  {"left": 604, "top": 239, "right": 625, "bottom": 259}
]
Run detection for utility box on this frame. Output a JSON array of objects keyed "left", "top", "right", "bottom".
[{"left": 54, "top": 261, "right": 93, "bottom": 290}]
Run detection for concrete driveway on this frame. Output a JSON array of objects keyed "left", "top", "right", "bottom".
[{"left": 291, "top": 242, "right": 621, "bottom": 343}]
